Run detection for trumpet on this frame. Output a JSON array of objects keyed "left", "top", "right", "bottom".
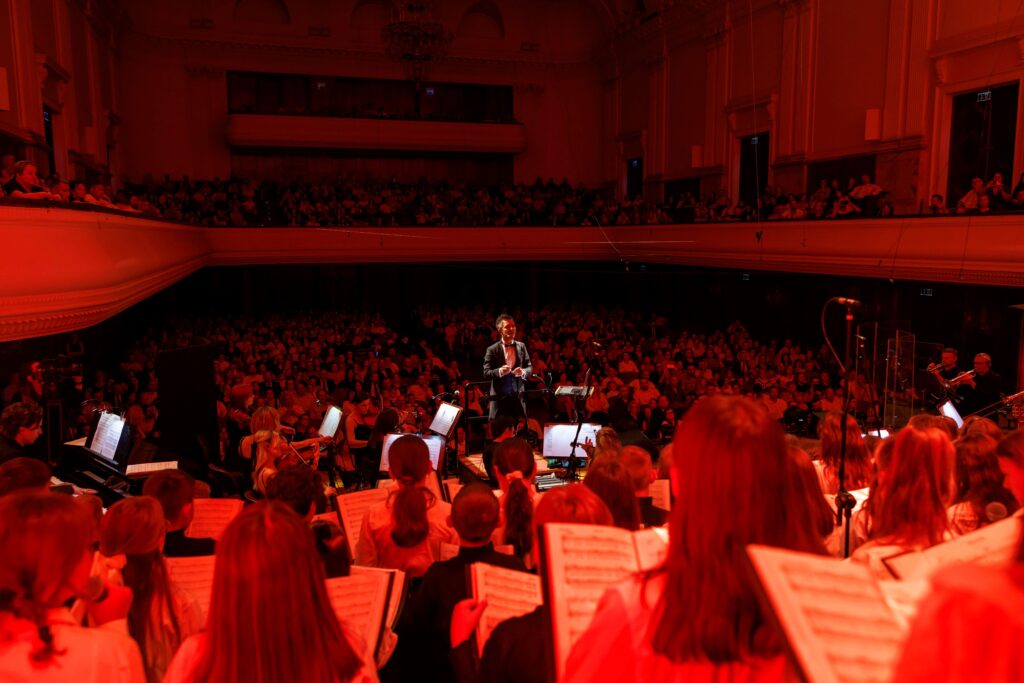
[{"left": 945, "top": 369, "right": 976, "bottom": 389}]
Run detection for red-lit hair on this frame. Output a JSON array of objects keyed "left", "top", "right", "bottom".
[
  {"left": 650, "top": 395, "right": 825, "bottom": 662},
  {"left": 191, "top": 501, "right": 362, "bottom": 683},
  {"left": 817, "top": 412, "right": 873, "bottom": 493},
  {"left": 869, "top": 426, "right": 954, "bottom": 547},
  {"left": 583, "top": 457, "right": 641, "bottom": 531},
  {"left": 0, "top": 492, "right": 98, "bottom": 664},
  {"left": 388, "top": 434, "right": 435, "bottom": 548},
  {"left": 494, "top": 437, "right": 537, "bottom": 559},
  {"left": 100, "top": 495, "right": 182, "bottom": 682},
  {"left": 533, "top": 483, "right": 613, "bottom": 527}
]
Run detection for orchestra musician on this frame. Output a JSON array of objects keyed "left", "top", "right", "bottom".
[
  {"left": 958, "top": 353, "right": 1004, "bottom": 417},
  {"left": 926, "top": 347, "right": 969, "bottom": 408}
]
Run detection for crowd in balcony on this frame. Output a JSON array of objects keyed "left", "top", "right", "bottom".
[{"left": 11, "top": 152, "right": 1024, "bottom": 226}]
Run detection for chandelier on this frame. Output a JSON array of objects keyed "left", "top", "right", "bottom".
[{"left": 381, "top": 1, "right": 453, "bottom": 81}]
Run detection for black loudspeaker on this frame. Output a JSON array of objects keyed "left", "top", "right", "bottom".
[{"left": 155, "top": 345, "right": 218, "bottom": 474}]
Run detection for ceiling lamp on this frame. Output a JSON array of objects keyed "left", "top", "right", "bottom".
[{"left": 381, "top": 1, "right": 453, "bottom": 81}]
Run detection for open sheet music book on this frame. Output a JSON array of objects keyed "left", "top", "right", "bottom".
[
  {"left": 337, "top": 488, "right": 390, "bottom": 558},
  {"left": 350, "top": 566, "right": 407, "bottom": 629},
  {"left": 650, "top": 479, "right": 671, "bottom": 512},
  {"left": 166, "top": 555, "right": 217, "bottom": 622},
  {"left": 468, "top": 563, "right": 543, "bottom": 656},
  {"left": 185, "top": 498, "right": 244, "bottom": 540},
  {"left": 882, "top": 515, "right": 1022, "bottom": 580},
  {"left": 325, "top": 570, "right": 396, "bottom": 660},
  {"left": 539, "top": 523, "right": 669, "bottom": 681},
  {"left": 746, "top": 544, "right": 910, "bottom": 683}
]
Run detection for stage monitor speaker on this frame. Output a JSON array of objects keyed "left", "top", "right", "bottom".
[{"left": 155, "top": 344, "right": 218, "bottom": 474}]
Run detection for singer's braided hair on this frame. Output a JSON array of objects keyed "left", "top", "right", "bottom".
[{"left": 0, "top": 492, "right": 98, "bottom": 664}]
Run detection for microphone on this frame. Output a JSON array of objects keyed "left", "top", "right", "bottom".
[
  {"left": 431, "top": 390, "right": 460, "bottom": 400},
  {"left": 834, "top": 297, "right": 863, "bottom": 307},
  {"left": 590, "top": 340, "right": 603, "bottom": 348}
]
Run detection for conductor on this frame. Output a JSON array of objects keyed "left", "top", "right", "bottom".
[{"left": 483, "top": 314, "right": 532, "bottom": 420}]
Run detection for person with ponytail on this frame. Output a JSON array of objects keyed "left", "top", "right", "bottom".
[
  {"left": 492, "top": 437, "right": 537, "bottom": 567},
  {"left": 0, "top": 492, "right": 145, "bottom": 682},
  {"left": 563, "top": 395, "right": 826, "bottom": 683},
  {"left": 355, "top": 435, "right": 457, "bottom": 577},
  {"left": 99, "top": 496, "right": 202, "bottom": 682},
  {"left": 164, "top": 501, "right": 377, "bottom": 683}
]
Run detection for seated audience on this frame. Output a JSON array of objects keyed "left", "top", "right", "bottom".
[
  {"left": 99, "top": 496, "right": 202, "bottom": 682},
  {"left": 1, "top": 161, "right": 57, "bottom": 200},
  {"left": 621, "top": 445, "right": 667, "bottom": 527},
  {"left": 396, "top": 482, "right": 525, "bottom": 682},
  {"left": 142, "top": 470, "right": 215, "bottom": 557},
  {"left": 163, "top": 501, "right": 378, "bottom": 683},
  {"left": 583, "top": 457, "right": 641, "bottom": 531},
  {"left": 563, "top": 395, "right": 825, "bottom": 682},
  {"left": 0, "top": 491, "right": 145, "bottom": 682},
  {"left": 355, "top": 434, "right": 457, "bottom": 577}
]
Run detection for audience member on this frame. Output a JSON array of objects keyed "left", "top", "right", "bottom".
[{"left": 1, "top": 161, "right": 57, "bottom": 200}]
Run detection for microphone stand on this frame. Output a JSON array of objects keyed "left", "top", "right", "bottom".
[
  {"left": 821, "top": 296, "right": 860, "bottom": 558},
  {"left": 835, "top": 301, "right": 857, "bottom": 559}
]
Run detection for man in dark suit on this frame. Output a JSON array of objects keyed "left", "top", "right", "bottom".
[{"left": 483, "top": 314, "right": 532, "bottom": 420}]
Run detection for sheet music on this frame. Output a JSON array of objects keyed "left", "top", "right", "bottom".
[
  {"left": 338, "top": 488, "right": 390, "bottom": 557},
  {"left": 125, "top": 460, "right": 178, "bottom": 476},
  {"left": 542, "top": 423, "right": 601, "bottom": 458},
  {"left": 379, "top": 433, "right": 445, "bottom": 471},
  {"left": 650, "top": 479, "right": 671, "bottom": 512},
  {"left": 185, "top": 498, "right": 244, "bottom": 540},
  {"left": 631, "top": 526, "right": 669, "bottom": 571},
  {"left": 90, "top": 412, "right": 125, "bottom": 461},
  {"left": 429, "top": 402, "right": 462, "bottom": 438},
  {"left": 325, "top": 571, "right": 392, "bottom": 659},
  {"left": 165, "top": 555, "right": 217, "bottom": 622},
  {"left": 883, "top": 516, "right": 1021, "bottom": 580},
  {"left": 747, "top": 545, "right": 908, "bottom": 683},
  {"left": 542, "top": 523, "right": 643, "bottom": 681},
  {"left": 318, "top": 406, "right": 343, "bottom": 437},
  {"left": 351, "top": 566, "right": 406, "bottom": 628},
  {"left": 469, "top": 563, "right": 543, "bottom": 656}
]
